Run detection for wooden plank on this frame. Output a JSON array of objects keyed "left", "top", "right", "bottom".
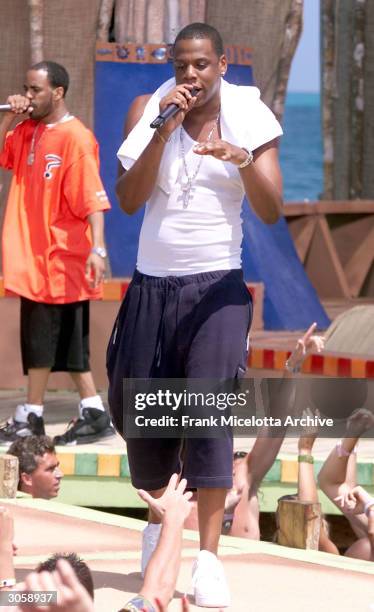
[
  {"left": 287, "top": 217, "right": 317, "bottom": 262},
  {"left": 283, "top": 200, "right": 374, "bottom": 215},
  {"left": 0, "top": 454, "right": 18, "bottom": 498},
  {"left": 330, "top": 214, "right": 374, "bottom": 267},
  {"left": 321, "top": 0, "right": 335, "bottom": 199},
  {"left": 305, "top": 216, "right": 350, "bottom": 298},
  {"left": 363, "top": 0, "right": 374, "bottom": 197},
  {"left": 272, "top": 0, "right": 303, "bottom": 123},
  {"left": 97, "top": 0, "right": 115, "bottom": 41},
  {"left": 350, "top": 0, "right": 366, "bottom": 198},
  {"left": 276, "top": 499, "right": 321, "bottom": 550},
  {"left": 332, "top": 0, "right": 354, "bottom": 200},
  {"left": 114, "top": 0, "right": 131, "bottom": 44},
  {"left": 28, "top": 0, "right": 44, "bottom": 64},
  {"left": 344, "top": 222, "right": 374, "bottom": 296}
]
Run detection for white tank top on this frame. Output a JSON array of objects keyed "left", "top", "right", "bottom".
[{"left": 137, "top": 127, "right": 245, "bottom": 276}]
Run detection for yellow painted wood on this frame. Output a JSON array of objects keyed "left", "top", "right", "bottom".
[
  {"left": 281, "top": 460, "right": 298, "bottom": 483},
  {"left": 97, "top": 454, "right": 121, "bottom": 477},
  {"left": 57, "top": 453, "right": 75, "bottom": 476}
]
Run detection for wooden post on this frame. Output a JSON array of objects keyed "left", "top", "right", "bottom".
[
  {"left": 332, "top": 1, "right": 355, "bottom": 200},
  {"left": 0, "top": 455, "right": 19, "bottom": 499},
  {"left": 350, "top": 0, "right": 366, "bottom": 198},
  {"left": 146, "top": 0, "right": 165, "bottom": 43},
  {"left": 190, "top": 0, "right": 206, "bottom": 23},
  {"left": 272, "top": 0, "right": 303, "bottom": 124},
  {"left": 97, "top": 0, "right": 116, "bottom": 41},
  {"left": 179, "top": 0, "right": 191, "bottom": 30},
  {"left": 166, "top": 0, "right": 180, "bottom": 43},
  {"left": 114, "top": 0, "right": 131, "bottom": 44},
  {"left": 28, "top": 0, "right": 44, "bottom": 64},
  {"left": 362, "top": 0, "right": 374, "bottom": 198},
  {"left": 276, "top": 499, "right": 321, "bottom": 550},
  {"left": 321, "top": 0, "right": 335, "bottom": 200},
  {"left": 133, "top": 0, "right": 147, "bottom": 43}
]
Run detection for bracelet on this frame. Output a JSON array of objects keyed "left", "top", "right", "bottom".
[
  {"left": 91, "top": 246, "right": 107, "bottom": 259},
  {"left": 336, "top": 442, "right": 357, "bottom": 458},
  {"left": 285, "top": 358, "right": 301, "bottom": 374},
  {"left": 238, "top": 148, "right": 254, "bottom": 169},
  {"left": 155, "top": 129, "right": 170, "bottom": 145},
  {"left": 0, "top": 578, "right": 16, "bottom": 588},
  {"left": 364, "top": 499, "right": 374, "bottom": 516},
  {"left": 298, "top": 454, "right": 314, "bottom": 464}
]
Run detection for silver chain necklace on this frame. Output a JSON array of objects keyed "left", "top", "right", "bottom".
[
  {"left": 27, "top": 112, "right": 71, "bottom": 166},
  {"left": 179, "top": 112, "right": 220, "bottom": 209}
]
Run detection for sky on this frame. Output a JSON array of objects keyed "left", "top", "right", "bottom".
[{"left": 288, "top": 0, "right": 320, "bottom": 93}]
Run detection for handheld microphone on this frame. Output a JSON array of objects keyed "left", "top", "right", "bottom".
[
  {"left": 150, "top": 87, "right": 200, "bottom": 129},
  {"left": 0, "top": 105, "right": 11, "bottom": 112}
]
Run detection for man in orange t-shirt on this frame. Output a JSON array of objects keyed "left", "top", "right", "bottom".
[{"left": 0, "top": 61, "right": 113, "bottom": 445}]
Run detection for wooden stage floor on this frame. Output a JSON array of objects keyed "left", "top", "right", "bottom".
[{"left": 4, "top": 497, "right": 374, "bottom": 611}]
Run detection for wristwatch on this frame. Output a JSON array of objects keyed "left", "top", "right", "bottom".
[{"left": 91, "top": 246, "right": 107, "bottom": 258}]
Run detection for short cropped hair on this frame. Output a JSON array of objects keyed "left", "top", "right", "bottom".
[
  {"left": 8, "top": 435, "right": 55, "bottom": 475},
  {"left": 174, "top": 22, "right": 224, "bottom": 57},
  {"left": 36, "top": 553, "right": 94, "bottom": 600},
  {"left": 30, "top": 61, "right": 69, "bottom": 96}
]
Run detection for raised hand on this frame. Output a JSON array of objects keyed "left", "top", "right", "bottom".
[
  {"left": 85, "top": 252, "right": 105, "bottom": 288},
  {"left": 287, "top": 322, "right": 325, "bottom": 371},
  {"left": 335, "top": 485, "right": 374, "bottom": 516},
  {"left": 5, "top": 94, "right": 32, "bottom": 115},
  {"left": 345, "top": 408, "right": 374, "bottom": 439},
  {"left": 193, "top": 139, "right": 248, "bottom": 165},
  {"left": 19, "top": 559, "right": 94, "bottom": 612},
  {"left": 137, "top": 473, "right": 193, "bottom": 524},
  {"left": 157, "top": 84, "right": 198, "bottom": 139}
]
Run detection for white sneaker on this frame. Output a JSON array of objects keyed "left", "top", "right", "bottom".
[
  {"left": 192, "top": 550, "right": 231, "bottom": 608},
  {"left": 141, "top": 523, "right": 162, "bottom": 577}
]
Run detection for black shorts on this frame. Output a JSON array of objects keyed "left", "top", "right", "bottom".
[
  {"left": 107, "top": 269, "right": 253, "bottom": 490},
  {"left": 20, "top": 297, "right": 90, "bottom": 374}
]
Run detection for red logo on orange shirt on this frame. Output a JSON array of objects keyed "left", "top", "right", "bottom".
[{"left": 44, "top": 154, "right": 62, "bottom": 179}]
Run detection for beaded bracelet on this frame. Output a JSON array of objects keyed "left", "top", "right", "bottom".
[
  {"left": 298, "top": 454, "right": 314, "bottom": 464},
  {"left": 238, "top": 148, "right": 254, "bottom": 169}
]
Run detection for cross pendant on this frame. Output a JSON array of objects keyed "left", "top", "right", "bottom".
[{"left": 181, "top": 181, "right": 192, "bottom": 208}]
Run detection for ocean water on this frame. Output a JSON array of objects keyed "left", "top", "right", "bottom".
[{"left": 280, "top": 92, "right": 322, "bottom": 202}]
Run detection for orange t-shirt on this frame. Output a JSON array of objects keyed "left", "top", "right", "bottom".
[{"left": 0, "top": 116, "right": 110, "bottom": 303}]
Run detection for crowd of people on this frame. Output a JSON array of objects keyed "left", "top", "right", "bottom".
[
  {"left": 1, "top": 326, "right": 372, "bottom": 609},
  {"left": 0, "top": 19, "right": 372, "bottom": 611}
]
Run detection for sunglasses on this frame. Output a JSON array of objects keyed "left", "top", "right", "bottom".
[{"left": 233, "top": 451, "right": 247, "bottom": 460}]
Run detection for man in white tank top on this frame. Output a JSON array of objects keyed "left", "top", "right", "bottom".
[{"left": 111, "top": 22, "right": 283, "bottom": 608}]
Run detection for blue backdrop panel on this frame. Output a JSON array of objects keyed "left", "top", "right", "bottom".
[
  {"left": 241, "top": 205, "right": 330, "bottom": 330},
  {"left": 95, "top": 62, "right": 253, "bottom": 278},
  {"left": 95, "top": 61, "right": 330, "bottom": 330}
]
